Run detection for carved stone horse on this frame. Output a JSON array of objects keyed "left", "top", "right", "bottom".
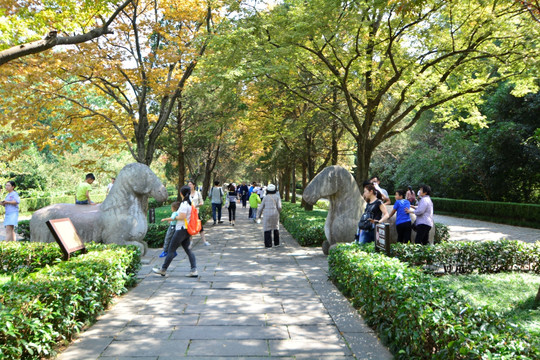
[
  {"left": 303, "top": 165, "right": 364, "bottom": 255},
  {"left": 30, "top": 163, "right": 168, "bottom": 255}
]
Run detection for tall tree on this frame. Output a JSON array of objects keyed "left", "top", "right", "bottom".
[
  {"left": 0, "top": 0, "right": 238, "bottom": 166},
  {"left": 256, "top": 0, "right": 538, "bottom": 184}
]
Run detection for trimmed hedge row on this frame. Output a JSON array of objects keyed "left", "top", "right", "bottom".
[
  {"left": 329, "top": 244, "right": 539, "bottom": 359},
  {"left": 0, "top": 243, "right": 140, "bottom": 359},
  {"left": 280, "top": 202, "right": 327, "bottom": 246},
  {"left": 0, "top": 194, "right": 108, "bottom": 215},
  {"left": 0, "top": 242, "right": 62, "bottom": 275},
  {"left": 391, "top": 240, "right": 540, "bottom": 275},
  {"left": 432, "top": 197, "right": 540, "bottom": 229}
]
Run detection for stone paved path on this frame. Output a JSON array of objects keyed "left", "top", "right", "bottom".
[
  {"left": 55, "top": 206, "right": 392, "bottom": 360},
  {"left": 434, "top": 214, "right": 540, "bottom": 244}
]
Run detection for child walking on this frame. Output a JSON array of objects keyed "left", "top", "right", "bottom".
[
  {"left": 159, "top": 201, "right": 180, "bottom": 257},
  {"left": 249, "top": 191, "right": 261, "bottom": 222}
]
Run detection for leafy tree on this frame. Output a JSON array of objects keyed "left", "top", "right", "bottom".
[{"left": 254, "top": 0, "right": 538, "bottom": 184}]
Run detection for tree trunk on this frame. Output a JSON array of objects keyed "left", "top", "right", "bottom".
[
  {"left": 354, "top": 139, "right": 372, "bottom": 186},
  {"left": 176, "top": 95, "right": 186, "bottom": 199},
  {"left": 536, "top": 285, "right": 540, "bottom": 303},
  {"left": 291, "top": 160, "right": 296, "bottom": 204},
  {"left": 284, "top": 163, "right": 291, "bottom": 202}
]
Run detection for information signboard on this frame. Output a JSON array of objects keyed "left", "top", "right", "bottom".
[
  {"left": 46, "top": 218, "right": 86, "bottom": 260},
  {"left": 375, "top": 223, "right": 391, "bottom": 255}
]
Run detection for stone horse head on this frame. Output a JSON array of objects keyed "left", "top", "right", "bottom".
[
  {"left": 30, "top": 163, "right": 168, "bottom": 255},
  {"left": 303, "top": 165, "right": 364, "bottom": 255}
]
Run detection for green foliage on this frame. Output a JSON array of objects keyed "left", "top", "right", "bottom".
[
  {"left": 280, "top": 202, "right": 327, "bottom": 246},
  {"left": 437, "top": 273, "right": 540, "bottom": 338},
  {"left": 0, "top": 242, "right": 62, "bottom": 276},
  {"left": 0, "top": 193, "right": 107, "bottom": 215},
  {"left": 328, "top": 244, "right": 539, "bottom": 359},
  {"left": 391, "top": 240, "right": 540, "bottom": 275},
  {"left": 433, "top": 198, "right": 540, "bottom": 229},
  {"left": 144, "top": 223, "right": 169, "bottom": 249},
  {"left": 0, "top": 243, "right": 140, "bottom": 359},
  {"left": 433, "top": 223, "right": 450, "bottom": 244},
  {"left": 15, "top": 220, "right": 30, "bottom": 241}
]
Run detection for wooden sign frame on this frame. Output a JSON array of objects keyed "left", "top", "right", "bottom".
[
  {"left": 46, "top": 218, "right": 86, "bottom": 260},
  {"left": 375, "top": 223, "right": 391, "bottom": 255}
]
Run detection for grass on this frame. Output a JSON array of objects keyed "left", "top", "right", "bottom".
[{"left": 436, "top": 272, "right": 540, "bottom": 337}]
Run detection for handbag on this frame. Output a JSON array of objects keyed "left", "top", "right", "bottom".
[
  {"left": 358, "top": 210, "right": 374, "bottom": 230},
  {"left": 225, "top": 197, "right": 230, "bottom": 208}
]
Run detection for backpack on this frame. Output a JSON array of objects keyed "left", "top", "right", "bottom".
[
  {"left": 357, "top": 200, "right": 381, "bottom": 230},
  {"left": 184, "top": 204, "right": 202, "bottom": 235}
]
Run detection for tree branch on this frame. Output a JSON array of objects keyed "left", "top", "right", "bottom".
[{"left": 0, "top": 0, "right": 133, "bottom": 66}]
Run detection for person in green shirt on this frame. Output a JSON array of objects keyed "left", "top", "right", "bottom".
[{"left": 75, "top": 173, "right": 96, "bottom": 205}]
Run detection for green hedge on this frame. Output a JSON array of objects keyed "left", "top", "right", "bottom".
[
  {"left": 280, "top": 202, "right": 327, "bottom": 246},
  {"left": 0, "top": 193, "right": 108, "bottom": 215},
  {"left": 391, "top": 240, "right": 540, "bottom": 275},
  {"left": 328, "top": 244, "right": 539, "bottom": 359},
  {"left": 0, "top": 242, "right": 63, "bottom": 276},
  {"left": 0, "top": 243, "right": 140, "bottom": 359},
  {"left": 432, "top": 197, "right": 540, "bottom": 229}
]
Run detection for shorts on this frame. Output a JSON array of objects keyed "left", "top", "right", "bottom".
[{"left": 4, "top": 212, "right": 18, "bottom": 226}]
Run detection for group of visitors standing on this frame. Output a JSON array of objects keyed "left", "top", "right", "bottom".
[{"left": 356, "top": 177, "right": 434, "bottom": 246}]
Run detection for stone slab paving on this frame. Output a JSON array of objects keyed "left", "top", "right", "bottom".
[
  {"left": 433, "top": 214, "right": 540, "bottom": 243},
  {"left": 55, "top": 206, "right": 392, "bottom": 359}
]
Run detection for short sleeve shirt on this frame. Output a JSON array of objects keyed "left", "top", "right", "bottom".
[
  {"left": 393, "top": 199, "right": 411, "bottom": 225},
  {"left": 4, "top": 191, "right": 20, "bottom": 215},
  {"left": 175, "top": 201, "right": 191, "bottom": 230},
  {"left": 76, "top": 182, "right": 92, "bottom": 201},
  {"left": 169, "top": 211, "right": 179, "bottom": 226}
]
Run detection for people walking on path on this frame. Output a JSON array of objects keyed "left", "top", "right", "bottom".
[
  {"left": 159, "top": 201, "right": 180, "bottom": 257},
  {"left": 226, "top": 183, "right": 237, "bottom": 226},
  {"left": 239, "top": 182, "right": 249, "bottom": 208},
  {"left": 153, "top": 186, "right": 198, "bottom": 277},
  {"left": 189, "top": 180, "right": 210, "bottom": 246},
  {"left": 406, "top": 185, "right": 433, "bottom": 245},
  {"left": 209, "top": 180, "right": 224, "bottom": 225},
  {"left": 75, "top": 173, "right": 96, "bottom": 205},
  {"left": 1, "top": 181, "right": 20, "bottom": 242},
  {"left": 257, "top": 184, "right": 282, "bottom": 248},
  {"left": 387, "top": 189, "right": 412, "bottom": 243},
  {"left": 249, "top": 190, "right": 261, "bottom": 222}
]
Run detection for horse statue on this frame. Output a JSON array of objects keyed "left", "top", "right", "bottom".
[
  {"left": 303, "top": 165, "right": 364, "bottom": 255},
  {"left": 30, "top": 163, "right": 168, "bottom": 255}
]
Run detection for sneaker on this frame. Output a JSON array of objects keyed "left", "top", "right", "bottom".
[
  {"left": 152, "top": 267, "right": 166, "bottom": 276},
  {"left": 185, "top": 270, "right": 198, "bottom": 277},
  {"left": 204, "top": 241, "right": 211, "bottom": 246},
  {"left": 218, "top": 220, "right": 223, "bottom": 224},
  {"left": 159, "top": 251, "right": 168, "bottom": 258}
]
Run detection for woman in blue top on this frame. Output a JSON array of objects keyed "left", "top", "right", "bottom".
[
  {"left": 1, "top": 181, "right": 20, "bottom": 242},
  {"left": 387, "top": 189, "right": 412, "bottom": 243}
]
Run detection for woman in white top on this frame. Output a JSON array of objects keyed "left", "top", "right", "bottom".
[
  {"left": 188, "top": 180, "right": 210, "bottom": 246},
  {"left": 153, "top": 186, "right": 198, "bottom": 277}
]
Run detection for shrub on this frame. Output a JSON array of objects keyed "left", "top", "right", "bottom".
[
  {"left": 15, "top": 220, "right": 31, "bottom": 241},
  {"left": 280, "top": 202, "right": 327, "bottom": 246},
  {"left": 144, "top": 223, "right": 169, "bottom": 248},
  {"left": 434, "top": 223, "right": 450, "bottom": 244},
  {"left": 328, "top": 244, "right": 539, "bottom": 359},
  {"left": 0, "top": 243, "right": 140, "bottom": 359},
  {"left": 0, "top": 242, "right": 63, "bottom": 276},
  {"left": 391, "top": 240, "right": 540, "bottom": 275}
]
